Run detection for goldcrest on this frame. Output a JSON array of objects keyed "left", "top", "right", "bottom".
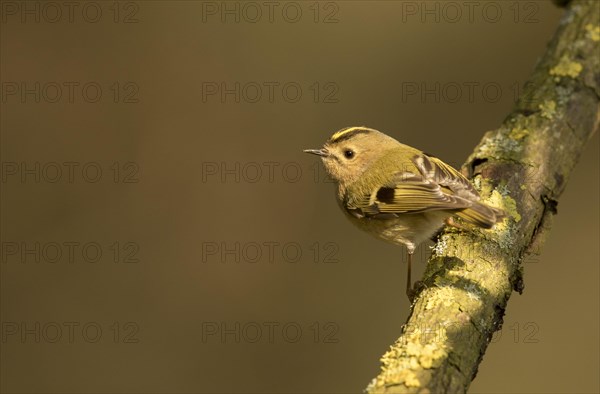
[{"left": 304, "top": 126, "right": 504, "bottom": 300}]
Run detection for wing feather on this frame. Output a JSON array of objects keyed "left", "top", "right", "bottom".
[{"left": 346, "top": 153, "right": 479, "bottom": 218}]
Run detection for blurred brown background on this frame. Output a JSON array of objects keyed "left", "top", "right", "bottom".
[{"left": 1, "top": 1, "right": 598, "bottom": 393}]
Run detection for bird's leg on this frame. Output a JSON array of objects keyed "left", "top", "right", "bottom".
[{"left": 406, "top": 251, "right": 415, "bottom": 302}]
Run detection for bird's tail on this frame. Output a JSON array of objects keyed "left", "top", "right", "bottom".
[{"left": 456, "top": 202, "right": 505, "bottom": 229}]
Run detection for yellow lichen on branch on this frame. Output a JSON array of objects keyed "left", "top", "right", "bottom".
[{"left": 367, "top": 0, "right": 599, "bottom": 392}]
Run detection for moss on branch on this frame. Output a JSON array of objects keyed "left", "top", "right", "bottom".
[{"left": 367, "top": 1, "right": 600, "bottom": 392}]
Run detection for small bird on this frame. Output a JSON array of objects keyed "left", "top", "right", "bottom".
[{"left": 304, "top": 126, "right": 504, "bottom": 300}]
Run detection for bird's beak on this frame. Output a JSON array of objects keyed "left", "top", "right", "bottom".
[{"left": 303, "top": 148, "right": 329, "bottom": 157}]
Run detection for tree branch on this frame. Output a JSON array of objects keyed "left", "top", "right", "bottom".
[{"left": 366, "top": 1, "right": 600, "bottom": 392}]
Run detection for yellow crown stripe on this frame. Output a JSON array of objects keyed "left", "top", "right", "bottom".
[
  {"left": 328, "top": 126, "right": 377, "bottom": 144},
  {"left": 330, "top": 127, "right": 362, "bottom": 141}
]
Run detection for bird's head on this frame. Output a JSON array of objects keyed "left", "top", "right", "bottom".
[{"left": 304, "top": 126, "right": 399, "bottom": 186}]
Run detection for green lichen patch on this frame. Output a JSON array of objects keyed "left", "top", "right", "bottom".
[
  {"left": 549, "top": 56, "right": 583, "bottom": 79},
  {"left": 485, "top": 189, "right": 522, "bottom": 255},
  {"left": 555, "top": 85, "right": 573, "bottom": 105},
  {"left": 509, "top": 127, "right": 530, "bottom": 140},
  {"left": 489, "top": 190, "right": 521, "bottom": 223},
  {"left": 539, "top": 100, "right": 557, "bottom": 120},
  {"left": 476, "top": 130, "right": 523, "bottom": 160},
  {"left": 585, "top": 24, "right": 600, "bottom": 41},
  {"left": 404, "top": 324, "right": 448, "bottom": 369},
  {"left": 392, "top": 369, "right": 420, "bottom": 388},
  {"left": 368, "top": 317, "right": 450, "bottom": 391},
  {"left": 427, "top": 285, "right": 460, "bottom": 309},
  {"left": 502, "top": 195, "right": 521, "bottom": 223}
]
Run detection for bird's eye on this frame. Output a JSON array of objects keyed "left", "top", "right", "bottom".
[{"left": 343, "top": 149, "right": 355, "bottom": 159}]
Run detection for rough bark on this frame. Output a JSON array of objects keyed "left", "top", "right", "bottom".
[{"left": 366, "top": 1, "right": 599, "bottom": 392}]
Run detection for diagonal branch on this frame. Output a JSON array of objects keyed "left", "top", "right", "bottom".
[{"left": 366, "top": 0, "right": 599, "bottom": 392}]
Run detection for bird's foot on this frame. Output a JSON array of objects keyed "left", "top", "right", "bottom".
[{"left": 445, "top": 217, "right": 468, "bottom": 231}]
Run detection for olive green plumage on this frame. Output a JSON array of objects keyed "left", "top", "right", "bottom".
[{"left": 304, "top": 126, "right": 504, "bottom": 299}]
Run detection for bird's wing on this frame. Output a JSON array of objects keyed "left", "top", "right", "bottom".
[
  {"left": 346, "top": 154, "right": 479, "bottom": 219},
  {"left": 414, "top": 154, "right": 480, "bottom": 200}
]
